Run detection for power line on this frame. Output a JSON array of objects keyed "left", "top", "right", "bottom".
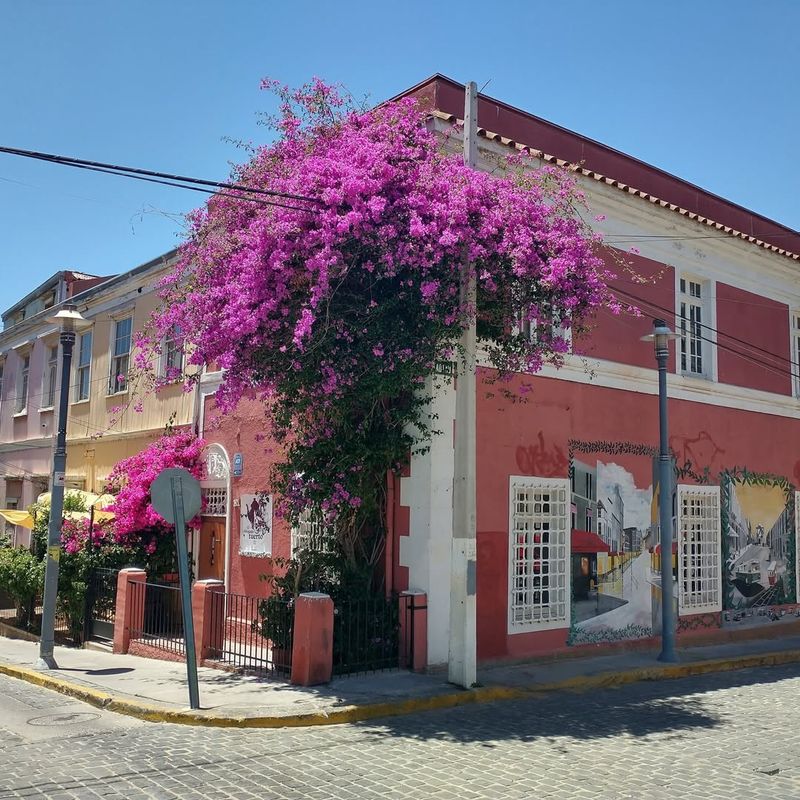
[
  {"left": 0, "top": 145, "right": 322, "bottom": 213},
  {"left": 614, "top": 285, "right": 796, "bottom": 372},
  {"left": 615, "top": 287, "right": 799, "bottom": 384}
]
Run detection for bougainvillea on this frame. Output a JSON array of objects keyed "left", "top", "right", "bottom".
[
  {"left": 104, "top": 430, "right": 205, "bottom": 551},
  {"left": 140, "top": 79, "right": 617, "bottom": 585}
]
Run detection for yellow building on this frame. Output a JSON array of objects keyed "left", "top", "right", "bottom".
[{"left": 0, "top": 251, "right": 196, "bottom": 543}]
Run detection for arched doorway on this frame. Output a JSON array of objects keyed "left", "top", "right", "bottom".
[{"left": 197, "top": 444, "right": 230, "bottom": 583}]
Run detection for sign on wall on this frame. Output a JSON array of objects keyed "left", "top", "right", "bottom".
[{"left": 239, "top": 493, "right": 272, "bottom": 556}]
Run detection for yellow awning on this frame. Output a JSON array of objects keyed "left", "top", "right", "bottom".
[{"left": 0, "top": 510, "right": 34, "bottom": 530}]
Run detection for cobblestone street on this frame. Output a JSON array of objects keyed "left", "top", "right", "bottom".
[{"left": 2, "top": 666, "right": 799, "bottom": 799}]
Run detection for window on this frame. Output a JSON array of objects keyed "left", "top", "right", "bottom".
[
  {"left": 0, "top": 362, "right": 4, "bottom": 409},
  {"left": 517, "top": 305, "right": 573, "bottom": 355},
  {"left": 792, "top": 313, "right": 800, "bottom": 397},
  {"left": 75, "top": 331, "right": 92, "bottom": 402},
  {"left": 585, "top": 472, "right": 593, "bottom": 499},
  {"left": 291, "top": 506, "right": 334, "bottom": 557},
  {"left": 109, "top": 317, "right": 132, "bottom": 394},
  {"left": 508, "top": 476, "right": 569, "bottom": 632},
  {"left": 678, "top": 277, "right": 707, "bottom": 376},
  {"left": 15, "top": 353, "right": 30, "bottom": 413},
  {"left": 585, "top": 507, "right": 592, "bottom": 533},
  {"left": 160, "top": 325, "right": 184, "bottom": 379},
  {"left": 200, "top": 487, "right": 227, "bottom": 516},
  {"left": 43, "top": 345, "right": 58, "bottom": 408},
  {"left": 677, "top": 484, "right": 721, "bottom": 614}
]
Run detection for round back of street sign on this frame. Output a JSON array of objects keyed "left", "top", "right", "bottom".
[{"left": 150, "top": 468, "right": 202, "bottom": 524}]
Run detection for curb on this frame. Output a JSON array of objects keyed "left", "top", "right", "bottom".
[{"left": 2, "top": 648, "right": 800, "bottom": 728}]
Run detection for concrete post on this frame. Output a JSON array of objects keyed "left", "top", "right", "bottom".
[
  {"left": 191, "top": 579, "right": 225, "bottom": 662},
  {"left": 112, "top": 568, "right": 146, "bottom": 654},
  {"left": 290, "top": 592, "right": 333, "bottom": 687},
  {"left": 400, "top": 591, "right": 428, "bottom": 672}
]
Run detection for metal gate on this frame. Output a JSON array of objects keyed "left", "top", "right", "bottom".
[{"left": 84, "top": 567, "right": 119, "bottom": 642}]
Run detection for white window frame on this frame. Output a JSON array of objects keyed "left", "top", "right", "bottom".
[
  {"left": 290, "top": 506, "right": 335, "bottom": 557},
  {"left": 159, "top": 324, "right": 184, "bottom": 380},
  {"left": 74, "top": 330, "right": 92, "bottom": 402},
  {"left": 15, "top": 352, "right": 30, "bottom": 414},
  {"left": 108, "top": 316, "right": 132, "bottom": 395},
  {"left": 42, "top": 344, "right": 58, "bottom": 409},
  {"left": 676, "top": 274, "right": 716, "bottom": 381},
  {"left": 791, "top": 312, "right": 800, "bottom": 398},
  {"left": 508, "top": 476, "right": 570, "bottom": 633},
  {"left": 677, "top": 484, "right": 722, "bottom": 615}
]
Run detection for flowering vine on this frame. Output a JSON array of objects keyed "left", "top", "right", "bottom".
[{"left": 140, "top": 78, "right": 618, "bottom": 585}]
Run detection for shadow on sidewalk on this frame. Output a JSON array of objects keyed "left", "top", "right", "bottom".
[{"left": 348, "top": 661, "right": 800, "bottom": 746}]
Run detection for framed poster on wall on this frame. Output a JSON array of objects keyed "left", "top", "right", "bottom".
[{"left": 239, "top": 493, "right": 273, "bottom": 556}]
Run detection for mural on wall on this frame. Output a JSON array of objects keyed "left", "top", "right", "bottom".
[
  {"left": 566, "top": 443, "right": 672, "bottom": 645},
  {"left": 721, "top": 471, "right": 796, "bottom": 625}
]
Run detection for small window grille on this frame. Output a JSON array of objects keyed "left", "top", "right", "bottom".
[
  {"left": 677, "top": 484, "right": 721, "bottom": 614},
  {"left": 508, "top": 476, "right": 570, "bottom": 632},
  {"left": 291, "top": 507, "right": 334, "bottom": 556},
  {"left": 201, "top": 487, "right": 227, "bottom": 516}
]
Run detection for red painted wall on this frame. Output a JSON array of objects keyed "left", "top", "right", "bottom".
[
  {"left": 574, "top": 250, "right": 675, "bottom": 371},
  {"left": 475, "top": 369, "right": 800, "bottom": 661},
  {"left": 202, "top": 394, "right": 292, "bottom": 597},
  {"left": 715, "top": 283, "right": 791, "bottom": 395}
]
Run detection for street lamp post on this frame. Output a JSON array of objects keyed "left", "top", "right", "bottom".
[
  {"left": 37, "top": 304, "right": 88, "bottom": 669},
  {"left": 641, "top": 318, "right": 679, "bottom": 663}
]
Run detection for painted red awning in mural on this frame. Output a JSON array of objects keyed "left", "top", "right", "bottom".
[
  {"left": 652, "top": 542, "right": 678, "bottom": 554},
  {"left": 571, "top": 529, "right": 611, "bottom": 554}
]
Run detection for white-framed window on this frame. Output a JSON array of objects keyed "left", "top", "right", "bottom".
[
  {"left": 791, "top": 312, "right": 800, "bottom": 398},
  {"left": 43, "top": 345, "right": 58, "bottom": 408},
  {"left": 75, "top": 331, "right": 92, "bottom": 402},
  {"left": 677, "top": 484, "right": 721, "bottom": 614},
  {"left": 108, "top": 317, "right": 132, "bottom": 394},
  {"left": 0, "top": 361, "right": 4, "bottom": 411},
  {"left": 15, "top": 353, "right": 30, "bottom": 413},
  {"left": 508, "top": 476, "right": 570, "bottom": 632},
  {"left": 201, "top": 486, "right": 228, "bottom": 516},
  {"left": 516, "top": 305, "right": 573, "bottom": 355},
  {"left": 678, "top": 277, "right": 711, "bottom": 377},
  {"left": 159, "top": 324, "right": 184, "bottom": 380}
]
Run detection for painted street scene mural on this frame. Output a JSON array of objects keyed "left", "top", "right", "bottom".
[
  {"left": 568, "top": 455, "right": 675, "bottom": 644},
  {"left": 722, "top": 475, "right": 796, "bottom": 625}
]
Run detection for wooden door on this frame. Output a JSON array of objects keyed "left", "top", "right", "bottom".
[{"left": 197, "top": 519, "right": 226, "bottom": 582}]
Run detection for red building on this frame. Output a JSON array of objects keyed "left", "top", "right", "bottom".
[{"left": 202, "top": 75, "right": 800, "bottom": 669}]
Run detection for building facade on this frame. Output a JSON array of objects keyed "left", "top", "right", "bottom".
[
  {"left": 390, "top": 75, "right": 800, "bottom": 666},
  {"left": 0, "top": 251, "right": 196, "bottom": 545}
]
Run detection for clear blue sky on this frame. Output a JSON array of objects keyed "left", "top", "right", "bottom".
[{"left": 1, "top": 0, "right": 797, "bottom": 311}]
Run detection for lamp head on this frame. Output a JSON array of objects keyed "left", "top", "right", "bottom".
[
  {"left": 45, "top": 304, "right": 90, "bottom": 331},
  {"left": 640, "top": 318, "right": 678, "bottom": 355}
]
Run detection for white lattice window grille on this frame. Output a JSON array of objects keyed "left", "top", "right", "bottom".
[
  {"left": 508, "top": 476, "right": 570, "bottom": 632},
  {"left": 291, "top": 507, "right": 334, "bottom": 557},
  {"left": 516, "top": 306, "right": 573, "bottom": 356},
  {"left": 201, "top": 487, "right": 228, "bottom": 516},
  {"left": 677, "top": 484, "right": 721, "bottom": 614}
]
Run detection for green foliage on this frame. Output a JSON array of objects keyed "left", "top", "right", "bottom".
[{"left": 0, "top": 546, "right": 44, "bottom": 628}]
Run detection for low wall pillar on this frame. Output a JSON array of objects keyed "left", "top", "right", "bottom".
[
  {"left": 112, "top": 568, "right": 146, "bottom": 655},
  {"left": 290, "top": 592, "right": 333, "bottom": 686},
  {"left": 192, "top": 579, "right": 225, "bottom": 662}
]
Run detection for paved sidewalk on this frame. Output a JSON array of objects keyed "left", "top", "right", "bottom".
[{"left": 2, "top": 633, "right": 800, "bottom": 727}]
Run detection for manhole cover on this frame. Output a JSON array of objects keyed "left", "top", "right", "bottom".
[{"left": 27, "top": 712, "right": 101, "bottom": 727}]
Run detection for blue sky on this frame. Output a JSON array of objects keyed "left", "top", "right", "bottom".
[{"left": 1, "top": 1, "right": 797, "bottom": 311}]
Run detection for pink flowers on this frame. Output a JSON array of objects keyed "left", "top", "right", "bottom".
[
  {"left": 104, "top": 430, "right": 205, "bottom": 546},
  {"left": 138, "top": 78, "right": 616, "bottom": 522}
]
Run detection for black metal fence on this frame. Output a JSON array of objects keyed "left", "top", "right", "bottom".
[
  {"left": 128, "top": 580, "right": 186, "bottom": 656},
  {"left": 206, "top": 591, "right": 294, "bottom": 677},
  {"left": 333, "top": 595, "right": 400, "bottom": 676}
]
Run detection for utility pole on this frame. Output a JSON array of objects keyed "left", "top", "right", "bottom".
[{"left": 448, "top": 81, "right": 478, "bottom": 688}]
